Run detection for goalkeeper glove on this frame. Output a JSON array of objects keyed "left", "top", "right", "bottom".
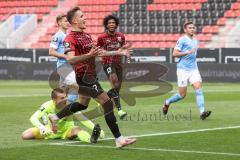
[{"left": 38, "top": 125, "right": 52, "bottom": 136}]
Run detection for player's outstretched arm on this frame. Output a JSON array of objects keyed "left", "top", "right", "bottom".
[
  {"left": 99, "top": 45, "right": 133, "bottom": 57},
  {"left": 66, "top": 47, "right": 102, "bottom": 65},
  {"left": 49, "top": 48, "right": 67, "bottom": 59},
  {"left": 173, "top": 48, "right": 196, "bottom": 57}
]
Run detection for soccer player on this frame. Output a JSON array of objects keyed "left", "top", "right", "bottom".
[
  {"left": 162, "top": 22, "right": 212, "bottom": 120},
  {"left": 97, "top": 15, "right": 127, "bottom": 119},
  {"left": 22, "top": 88, "right": 101, "bottom": 143},
  {"left": 49, "top": 14, "right": 78, "bottom": 103},
  {"left": 49, "top": 14, "right": 104, "bottom": 138},
  {"left": 49, "top": 7, "right": 136, "bottom": 148}
]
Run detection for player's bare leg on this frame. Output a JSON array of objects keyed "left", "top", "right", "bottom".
[
  {"left": 22, "top": 128, "right": 43, "bottom": 140},
  {"left": 22, "top": 128, "right": 36, "bottom": 140}
]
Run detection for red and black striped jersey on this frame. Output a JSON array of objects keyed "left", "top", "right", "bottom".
[
  {"left": 64, "top": 31, "right": 96, "bottom": 76},
  {"left": 97, "top": 32, "right": 125, "bottom": 65}
]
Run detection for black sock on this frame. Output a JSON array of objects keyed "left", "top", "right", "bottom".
[
  {"left": 107, "top": 88, "right": 121, "bottom": 111},
  {"left": 56, "top": 102, "right": 88, "bottom": 119},
  {"left": 103, "top": 100, "right": 121, "bottom": 138}
]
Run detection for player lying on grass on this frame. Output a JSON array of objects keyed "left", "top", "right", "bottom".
[{"left": 22, "top": 88, "right": 103, "bottom": 143}]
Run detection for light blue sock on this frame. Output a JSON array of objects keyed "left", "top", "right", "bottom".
[
  {"left": 165, "top": 93, "right": 183, "bottom": 105},
  {"left": 195, "top": 89, "right": 205, "bottom": 114},
  {"left": 67, "top": 93, "right": 79, "bottom": 103}
]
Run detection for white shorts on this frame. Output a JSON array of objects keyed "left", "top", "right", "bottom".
[
  {"left": 177, "top": 69, "right": 202, "bottom": 87},
  {"left": 63, "top": 70, "right": 77, "bottom": 86},
  {"left": 57, "top": 65, "right": 77, "bottom": 87}
]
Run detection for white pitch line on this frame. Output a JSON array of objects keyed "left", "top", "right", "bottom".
[
  {"left": 51, "top": 125, "right": 240, "bottom": 145},
  {"left": 0, "top": 94, "right": 49, "bottom": 98},
  {"left": 50, "top": 143, "right": 240, "bottom": 157},
  {"left": 0, "top": 89, "right": 239, "bottom": 98},
  {"left": 169, "top": 89, "right": 240, "bottom": 93}
]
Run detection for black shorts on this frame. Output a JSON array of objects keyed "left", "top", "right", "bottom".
[
  {"left": 76, "top": 75, "right": 104, "bottom": 98},
  {"left": 103, "top": 64, "right": 123, "bottom": 82}
]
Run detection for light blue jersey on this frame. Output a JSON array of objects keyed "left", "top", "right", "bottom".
[
  {"left": 50, "top": 30, "right": 67, "bottom": 68},
  {"left": 175, "top": 35, "right": 198, "bottom": 71}
]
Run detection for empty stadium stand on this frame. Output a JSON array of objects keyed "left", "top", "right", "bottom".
[
  {"left": 1, "top": 0, "right": 240, "bottom": 48},
  {"left": 0, "top": 0, "right": 58, "bottom": 21}
]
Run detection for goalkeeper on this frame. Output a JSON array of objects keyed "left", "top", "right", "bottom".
[{"left": 22, "top": 88, "right": 103, "bottom": 143}]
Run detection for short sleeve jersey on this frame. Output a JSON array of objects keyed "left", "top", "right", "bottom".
[
  {"left": 175, "top": 35, "right": 199, "bottom": 71},
  {"left": 97, "top": 32, "right": 125, "bottom": 65},
  {"left": 64, "top": 31, "right": 96, "bottom": 77}
]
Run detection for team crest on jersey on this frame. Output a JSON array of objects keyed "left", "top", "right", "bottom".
[{"left": 65, "top": 42, "right": 71, "bottom": 49}]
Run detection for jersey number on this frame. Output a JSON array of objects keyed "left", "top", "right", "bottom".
[
  {"left": 92, "top": 84, "right": 98, "bottom": 92},
  {"left": 107, "top": 67, "right": 112, "bottom": 74}
]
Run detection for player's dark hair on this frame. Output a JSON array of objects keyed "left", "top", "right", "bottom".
[
  {"left": 103, "top": 15, "right": 119, "bottom": 30},
  {"left": 183, "top": 21, "right": 194, "bottom": 29},
  {"left": 56, "top": 14, "right": 66, "bottom": 25},
  {"left": 51, "top": 88, "right": 65, "bottom": 99},
  {"left": 67, "top": 6, "right": 80, "bottom": 24}
]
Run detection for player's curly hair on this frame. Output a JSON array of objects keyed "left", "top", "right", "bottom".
[{"left": 103, "top": 15, "right": 119, "bottom": 30}]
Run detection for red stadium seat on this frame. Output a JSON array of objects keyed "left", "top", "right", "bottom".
[
  {"left": 197, "top": 34, "right": 212, "bottom": 42},
  {"left": 196, "top": 34, "right": 204, "bottom": 41},
  {"left": 132, "top": 34, "right": 142, "bottom": 41},
  {"left": 5, "top": 0, "right": 237, "bottom": 49},
  {"left": 231, "top": 3, "right": 240, "bottom": 10},
  {"left": 37, "top": 14, "right": 43, "bottom": 21},
  {"left": 149, "top": 34, "right": 158, "bottom": 41},
  {"left": 164, "top": 34, "right": 173, "bottom": 42},
  {"left": 217, "top": 18, "right": 226, "bottom": 26},
  {"left": 141, "top": 34, "right": 150, "bottom": 41},
  {"left": 205, "top": 34, "right": 212, "bottom": 41},
  {"left": 212, "top": 26, "right": 219, "bottom": 34},
  {"left": 166, "top": 41, "right": 175, "bottom": 48},
  {"left": 198, "top": 42, "right": 205, "bottom": 48},
  {"left": 132, "top": 42, "right": 143, "bottom": 48},
  {"left": 233, "top": 10, "right": 240, "bottom": 17},
  {"left": 147, "top": 5, "right": 157, "bottom": 11},
  {"left": 202, "top": 26, "right": 212, "bottom": 34},
  {"left": 172, "top": 34, "right": 180, "bottom": 41},
  {"left": 149, "top": 42, "right": 159, "bottom": 47},
  {"left": 225, "top": 10, "right": 234, "bottom": 18}
]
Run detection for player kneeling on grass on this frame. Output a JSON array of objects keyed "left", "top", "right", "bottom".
[{"left": 22, "top": 88, "right": 101, "bottom": 143}]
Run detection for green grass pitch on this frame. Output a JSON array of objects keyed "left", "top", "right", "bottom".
[{"left": 0, "top": 80, "right": 240, "bottom": 160}]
